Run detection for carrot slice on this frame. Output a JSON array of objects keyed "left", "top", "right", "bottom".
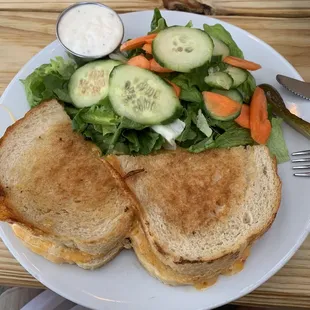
[
  {"left": 120, "top": 34, "right": 157, "bottom": 52},
  {"left": 150, "top": 58, "right": 173, "bottom": 73},
  {"left": 250, "top": 87, "right": 271, "bottom": 144},
  {"left": 145, "top": 38, "right": 154, "bottom": 44},
  {"left": 127, "top": 55, "right": 150, "bottom": 70},
  {"left": 165, "top": 79, "right": 181, "bottom": 97},
  {"left": 235, "top": 104, "right": 250, "bottom": 129},
  {"left": 142, "top": 43, "right": 152, "bottom": 55},
  {"left": 223, "top": 56, "right": 261, "bottom": 71},
  {"left": 202, "top": 92, "right": 241, "bottom": 120}
]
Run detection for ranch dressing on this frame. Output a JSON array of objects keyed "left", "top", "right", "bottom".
[{"left": 57, "top": 3, "right": 123, "bottom": 57}]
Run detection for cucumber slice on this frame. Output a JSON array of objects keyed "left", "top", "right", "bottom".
[
  {"left": 211, "top": 89, "right": 243, "bottom": 103},
  {"left": 153, "top": 26, "right": 213, "bottom": 72},
  {"left": 211, "top": 36, "right": 229, "bottom": 59},
  {"left": 224, "top": 65, "right": 247, "bottom": 88},
  {"left": 204, "top": 72, "right": 233, "bottom": 90},
  {"left": 69, "top": 60, "right": 121, "bottom": 108},
  {"left": 109, "top": 65, "right": 182, "bottom": 125}
]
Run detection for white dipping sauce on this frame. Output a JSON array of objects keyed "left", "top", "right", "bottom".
[{"left": 58, "top": 4, "right": 123, "bottom": 57}]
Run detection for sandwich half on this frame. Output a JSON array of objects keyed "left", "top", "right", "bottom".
[
  {"left": 0, "top": 100, "right": 136, "bottom": 268},
  {"left": 110, "top": 146, "right": 281, "bottom": 285}
]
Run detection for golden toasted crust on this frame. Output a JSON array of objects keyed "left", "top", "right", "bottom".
[
  {"left": 130, "top": 222, "right": 251, "bottom": 286},
  {"left": 12, "top": 223, "right": 123, "bottom": 269},
  {"left": 12, "top": 224, "right": 101, "bottom": 263}
]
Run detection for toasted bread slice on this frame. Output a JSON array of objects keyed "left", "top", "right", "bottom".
[
  {"left": 0, "top": 100, "right": 136, "bottom": 256},
  {"left": 12, "top": 224, "right": 122, "bottom": 269},
  {"left": 112, "top": 146, "right": 281, "bottom": 283}
]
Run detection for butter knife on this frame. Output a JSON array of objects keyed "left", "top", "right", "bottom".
[{"left": 276, "top": 74, "right": 310, "bottom": 100}]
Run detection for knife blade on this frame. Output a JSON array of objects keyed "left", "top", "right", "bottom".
[{"left": 276, "top": 74, "right": 310, "bottom": 100}]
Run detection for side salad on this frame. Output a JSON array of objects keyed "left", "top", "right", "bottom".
[{"left": 22, "top": 8, "right": 289, "bottom": 162}]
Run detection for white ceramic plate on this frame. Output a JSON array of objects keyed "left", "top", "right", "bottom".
[{"left": 0, "top": 10, "right": 310, "bottom": 310}]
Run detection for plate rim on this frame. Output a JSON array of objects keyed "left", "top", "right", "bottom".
[{"left": 0, "top": 9, "right": 309, "bottom": 310}]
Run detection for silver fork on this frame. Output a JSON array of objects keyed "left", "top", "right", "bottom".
[{"left": 292, "top": 150, "right": 310, "bottom": 177}]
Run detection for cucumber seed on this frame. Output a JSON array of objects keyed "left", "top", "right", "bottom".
[{"left": 185, "top": 47, "right": 193, "bottom": 53}]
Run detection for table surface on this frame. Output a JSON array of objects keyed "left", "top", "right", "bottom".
[{"left": 0, "top": 0, "right": 310, "bottom": 308}]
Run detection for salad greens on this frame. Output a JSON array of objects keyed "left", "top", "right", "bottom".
[
  {"left": 203, "top": 24, "right": 244, "bottom": 58},
  {"left": 196, "top": 110, "right": 212, "bottom": 137},
  {"left": 21, "top": 56, "right": 77, "bottom": 108},
  {"left": 237, "top": 72, "right": 256, "bottom": 103},
  {"left": 20, "top": 8, "right": 289, "bottom": 163},
  {"left": 71, "top": 98, "right": 165, "bottom": 155},
  {"left": 149, "top": 8, "right": 168, "bottom": 34},
  {"left": 267, "top": 118, "right": 290, "bottom": 163},
  {"left": 171, "top": 74, "right": 204, "bottom": 102}
]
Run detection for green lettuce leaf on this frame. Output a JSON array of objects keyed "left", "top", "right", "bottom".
[
  {"left": 71, "top": 97, "right": 164, "bottom": 155},
  {"left": 118, "top": 117, "right": 147, "bottom": 130},
  {"left": 185, "top": 20, "right": 193, "bottom": 28},
  {"left": 196, "top": 110, "right": 212, "bottom": 137},
  {"left": 21, "top": 56, "right": 77, "bottom": 108},
  {"left": 267, "top": 118, "right": 290, "bottom": 163},
  {"left": 176, "top": 108, "right": 197, "bottom": 142},
  {"left": 203, "top": 24, "right": 244, "bottom": 58},
  {"left": 237, "top": 72, "right": 256, "bottom": 103},
  {"left": 80, "top": 104, "right": 120, "bottom": 125},
  {"left": 149, "top": 18, "right": 167, "bottom": 34},
  {"left": 83, "top": 125, "right": 114, "bottom": 154},
  {"left": 176, "top": 103, "right": 210, "bottom": 149},
  {"left": 187, "top": 116, "right": 255, "bottom": 152},
  {"left": 64, "top": 106, "right": 79, "bottom": 118},
  {"left": 188, "top": 136, "right": 215, "bottom": 153},
  {"left": 171, "top": 75, "right": 203, "bottom": 103},
  {"left": 95, "top": 124, "right": 118, "bottom": 137},
  {"left": 72, "top": 109, "right": 88, "bottom": 133},
  {"left": 149, "top": 8, "right": 167, "bottom": 33},
  {"left": 138, "top": 130, "right": 164, "bottom": 154},
  {"left": 184, "top": 63, "right": 211, "bottom": 92},
  {"left": 214, "top": 127, "right": 254, "bottom": 148},
  {"left": 122, "top": 130, "right": 140, "bottom": 153}
]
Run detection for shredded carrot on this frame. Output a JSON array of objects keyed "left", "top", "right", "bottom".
[
  {"left": 120, "top": 34, "right": 157, "bottom": 52},
  {"left": 150, "top": 58, "right": 173, "bottom": 73},
  {"left": 235, "top": 104, "right": 250, "bottom": 129},
  {"left": 165, "top": 79, "right": 181, "bottom": 97},
  {"left": 142, "top": 43, "right": 152, "bottom": 55},
  {"left": 223, "top": 56, "right": 261, "bottom": 71},
  {"left": 127, "top": 55, "right": 150, "bottom": 70},
  {"left": 250, "top": 87, "right": 271, "bottom": 144}
]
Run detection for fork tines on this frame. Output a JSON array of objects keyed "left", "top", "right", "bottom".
[
  {"left": 292, "top": 150, "right": 310, "bottom": 177},
  {"left": 292, "top": 150, "right": 310, "bottom": 156}
]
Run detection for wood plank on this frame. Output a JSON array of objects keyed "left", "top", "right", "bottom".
[
  {"left": 0, "top": 0, "right": 309, "bottom": 17},
  {"left": 0, "top": 0, "right": 163, "bottom": 12},
  {"left": 0, "top": 237, "right": 309, "bottom": 307},
  {"left": 164, "top": 0, "right": 310, "bottom": 18},
  {"left": 0, "top": 12, "right": 309, "bottom": 95}
]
